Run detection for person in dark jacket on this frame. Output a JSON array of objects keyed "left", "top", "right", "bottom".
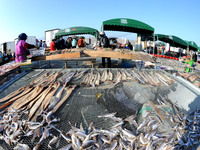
[
  {"left": 99, "top": 31, "right": 111, "bottom": 68},
  {"left": 59, "top": 37, "right": 65, "bottom": 49},
  {"left": 66, "top": 37, "right": 72, "bottom": 49},
  {"left": 55, "top": 39, "right": 60, "bottom": 50}
]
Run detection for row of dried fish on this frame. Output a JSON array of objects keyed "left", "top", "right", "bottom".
[
  {"left": 177, "top": 72, "right": 200, "bottom": 88},
  {"left": 74, "top": 69, "right": 174, "bottom": 87},
  {"left": 0, "top": 61, "right": 19, "bottom": 76},
  {"left": 61, "top": 47, "right": 86, "bottom": 53},
  {"left": 0, "top": 71, "right": 76, "bottom": 121}
]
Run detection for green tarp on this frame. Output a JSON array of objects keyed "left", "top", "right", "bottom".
[
  {"left": 102, "top": 18, "right": 154, "bottom": 35},
  {"left": 155, "top": 34, "right": 188, "bottom": 49},
  {"left": 55, "top": 26, "right": 99, "bottom": 38},
  {"left": 185, "top": 41, "right": 198, "bottom": 51}
]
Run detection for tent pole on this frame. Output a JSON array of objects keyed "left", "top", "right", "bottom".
[
  {"left": 145, "top": 37, "right": 148, "bottom": 54},
  {"left": 153, "top": 35, "right": 155, "bottom": 55},
  {"left": 96, "top": 32, "right": 97, "bottom": 49}
]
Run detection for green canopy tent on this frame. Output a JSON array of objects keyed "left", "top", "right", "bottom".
[
  {"left": 184, "top": 41, "right": 198, "bottom": 51},
  {"left": 102, "top": 18, "right": 154, "bottom": 53},
  {"left": 55, "top": 26, "right": 99, "bottom": 40},
  {"left": 155, "top": 34, "right": 188, "bottom": 49},
  {"left": 198, "top": 47, "right": 200, "bottom": 53},
  {"left": 102, "top": 18, "right": 154, "bottom": 35}
]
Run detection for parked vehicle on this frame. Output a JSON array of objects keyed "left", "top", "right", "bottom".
[
  {"left": 14, "top": 36, "right": 36, "bottom": 46},
  {"left": 45, "top": 29, "right": 60, "bottom": 47},
  {"left": 1, "top": 41, "right": 15, "bottom": 54},
  {"left": 197, "top": 54, "right": 200, "bottom": 63},
  {"left": 108, "top": 37, "right": 123, "bottom": 49}
]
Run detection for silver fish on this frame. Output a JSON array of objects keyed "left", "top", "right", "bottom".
[
  {"left": 165, "top": 132, "right": 176, "bottom": 142},
  {"left": 48, "top": 135, "right": 60, "bottom": 149},
  {"left": 61, "top": 132, "right": 72, "bottom": 143},
  {"left": 111, "top": 121, "right": 124, "bottom": 129},
  {"left": 109, "top": 140, "right": 118, "bottom": 150},
  {"left": 151, "top": 123, "right": 160, "bottom": 131},
  {"left": 137, "top": 120, "right": 149, "bottom": 131},
  {"left": 139, "top": 133, "right": 148, "bottom": 145},
  {"left": 156, "top": 142, "right": 166, "bottom": 150},
  {"left": 81, "top": 140, "right": 96, "bottom": 149},
  {"left": 147, "top": 119, "right": 156, "bottom": 127},
  {"left": 58, "top": 143, "right": 72, "bottom": 150},
  {"left": 122, "top": 129, "right": 136, "bottom": 139},
  {"left": 33, "top": 143, "right": 40, "bottom": 150},
  {"left": 14, "top": 143, "right": 31, "bottom": 150},
  {"left": 98, "top": 112, "right": 117, "bottom": 118}
]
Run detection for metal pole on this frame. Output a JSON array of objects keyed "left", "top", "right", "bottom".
[
  {"left": 95, "top": 32, "right": 98, "bottom": 49},
  {"left": 145, "top": 36, "right": 148, "bottom": 54},
  {"left": 153, "top": 35, "right": 155, "bottom": 55}
]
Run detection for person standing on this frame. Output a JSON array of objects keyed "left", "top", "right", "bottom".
[
  {"left": 66, "top": 37, "right": 72, "bottom": 49},
  {"left": 72, "top": 37, "right": 77, "bottom": 48},
  {"left": 99, "top": 31, "right": 111, "bottom": 68},
  {"left": 55, "top": 39, "right": 60, "bottom": 50},
  {"left": 38, "top": 40, "right": 42, "bottom": 48},
  {"left": 15, "top": 33, "right": 37, "bottom": 63},
  {"left": 59, "top": 37, "right": 65, "bottom": 49},
  {"left": 50, "top": 39, "right": 56, "bottom": 51},
  {"left": 42, "top": 41, "right": 47, "bottom": 48},
  {"left": 78, "top": 36, "right": 84, "bottom": 48}
]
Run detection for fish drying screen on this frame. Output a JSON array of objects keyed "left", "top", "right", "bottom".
[{"left": 0, "top": 69, "right": 181, "bottom": 149}]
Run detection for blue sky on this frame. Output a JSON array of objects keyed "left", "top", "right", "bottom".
[{"left": 0, "top": 0, "right": 199, "bottom": 46}]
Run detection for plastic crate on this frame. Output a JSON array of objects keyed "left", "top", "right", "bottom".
[
  {"left": 30, "top": 49, "right": 45, "bottom": 56},
  {"left": 20, "top": 63, "right": 32, "bottom": 71}
]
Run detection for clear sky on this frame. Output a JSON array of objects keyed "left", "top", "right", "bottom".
[{"left": 0, "top": 0, "right": 199, "bottom": 46}]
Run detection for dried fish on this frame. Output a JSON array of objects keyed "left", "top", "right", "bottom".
[
  {"left": 108, "top": 69, "right": 113, "bottom": 81},
  {"left": 101, "top": 69, "right": 108, "bottom": 83},
  {"left": 48, "top": 135, "right": 60, "bottom": 149},
  {"left": 113, "top": 71, "right": 122, "bottom": 84},
  {"left": 0, "top": 87, "right": 26, "bottom": 103}
]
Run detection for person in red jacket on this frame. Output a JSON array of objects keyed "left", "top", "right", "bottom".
[
  {"left": 78, "top": 36, "right": 84, "bottom": 48},
  {"left": 50, "top": 39, "right": 56, "bottom": 51}
]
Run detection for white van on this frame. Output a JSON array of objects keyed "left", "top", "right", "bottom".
[{"left": 197, "top": 54, "right": 200, "bottom": 63}]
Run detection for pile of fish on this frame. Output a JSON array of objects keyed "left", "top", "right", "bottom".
[
  {"left": 0, "top": 108, "right": 63, "bottom": 150},
  {"left": 61, "top": 47, "right": 86, "bottom": 53},
  {"left": 0, "top": 61, "right": 19, "bottom": 76},
  {"left": 0, "top": 72, "right": 19, "bottom": 86},
  {"left": 177, "top": 72, "right": 200, "bottom": 88},
  {"left": 75, "top": 69, "right": 174, "bottom": 87},
  {"left": 0, "top": 71, "right": 76, "bottom": 121},
  {"left": 0, "top": 103, "right": 199, "bottom": 149},
  {"left": 54, "top": 103, "right": 200, "bottom": 150}
]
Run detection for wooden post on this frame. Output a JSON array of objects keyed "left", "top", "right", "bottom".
[{"left": 65, "top": 61, "right": 67, "bottom": 68}]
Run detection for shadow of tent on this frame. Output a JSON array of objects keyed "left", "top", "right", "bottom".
[{"left": 188, "top": 95, "right": 200, "bottom": 113}]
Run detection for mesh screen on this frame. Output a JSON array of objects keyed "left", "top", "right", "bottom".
[{"left": 0, "top": 69, "right": 178, "bottom": 149}]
